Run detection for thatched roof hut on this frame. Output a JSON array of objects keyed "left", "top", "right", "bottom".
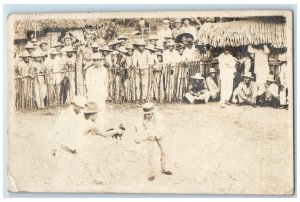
[{"left": 197, "top": 17, "right": 287, "bottom": 48}]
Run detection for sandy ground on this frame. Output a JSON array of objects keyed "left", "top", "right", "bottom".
[{"left": 8, "top": 103, "right": 294, "bottom": 194}]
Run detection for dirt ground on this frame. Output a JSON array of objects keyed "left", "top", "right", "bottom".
[{"left": 8, "top": 103, "right": 294, "bottom": 194}]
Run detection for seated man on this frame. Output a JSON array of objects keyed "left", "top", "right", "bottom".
[
  {"left": 257, "top": 75, "right": 280, "bottom": 109},
  {"left": 232, "top": 72, "right": 257, "bottom": 105},
  {"left": 185, "top": 73, "right": 210, "bottom": 104},
  {"left": 206, "top": 68, "right": 221, "bottom": 101}
]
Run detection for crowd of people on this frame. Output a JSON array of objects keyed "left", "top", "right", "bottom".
[{"left": 14, "top": 17, "right": 289, "bottom": 111}]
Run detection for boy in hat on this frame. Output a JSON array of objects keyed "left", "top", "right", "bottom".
[
  {"left": 24, "top": 41, "right": 35, "bottom": 55},
  {"left": 206, "top": 68, "right": 221, "bottom": 101},
  {"left": 218, "top": 47, "right": 237, "bottom": 108},
  {"left": 257, "top": 75, "right": 280, "bottom": 108},
  {"left": 134, "top": 102, "right": 173, "bottom": 181},
  {"left": 232, "top": 72, "right": 257, "bottom": 105},
  {"left": 85, "top": 53, "right": 108, "bottom": 129},
  {"left": 172, "top": 18, "right": 183, "bottom": 38},
  {"left": 44, "top": 48, "right": 63, "bottom": 105},
  {"left": 180, "top": 18, "right": 197, "bottom": 39},
  {"left": 157, "top": 19, "right": 173, "bottom": 42},
  {"left": 185, "top": 73, "right": 210, "bottom": 104},
  {"left": 132, "top": 39, "right": 151, "bottom": 102},
  {"left": 91, "top": 42, "right": 99, "bottom": 53}
]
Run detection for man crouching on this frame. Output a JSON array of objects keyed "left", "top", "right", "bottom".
[{"left": 134, "top": 102, "right": 173, "bottom": 181}]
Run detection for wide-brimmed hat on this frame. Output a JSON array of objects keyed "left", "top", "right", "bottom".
[
  {"left": 176, "top": 43, "right": 185, "bottom": 50},
  {"left": 81, "top": 102, "right": 99, "bottom": 114},
  {"left": 149, "top": 35, "right": 159, "bottom": 41},
  {"left": 49, "top": 48, "right": 60, "bottom": 55},
  {"left": 182, "top": 17, "right": 192, "bottom": 22},
  {"left": 117, "top": 46, "right": 128, "bottom": 53},
  {"left": 155, "top": 42, "right": 165, "bottom": 50},
  {"left": 266, "top": 75, "right": 275, "bottom": 82},
  {"left": 52, "top": 41, "right": 64, "bottom": 48},
  {"left": 209, "top": 68, "right": 217, "bottom": 74},
  {"left": 24, "top": 42, "right": 35, "bottom": 49},
  {"left": 111, "top": 50, "right": 120, "bottom": 55},
  {"left": 190, "top": 73, "right": 204, "bottom": 80},
  {"left": 135, "top": 39, "right": 146, "bottom": 46},
  {"left": 156, "top": 52, "right": 163, "bottom": 56},
  {"left": 91, "top": 52, "right": 104, "bottom": 60},
  {"left": 62, "top": 32, "right": 76, "bottom": 43},
  {"left": 31, "top": 51, "right": 45, "bottom": 58},
  {"left": 91, "top": 42, "right": 99, "bottom": 48},
  {"left": 99, "top": 46, "right": 113, "bottom": 52},
  {"left": 166, "top": 39, "right": 176, "bottom": 47},
  {"left": 174, "top": 18, "right": 182, "bottom": 23},
  {"left": 242, "top": 72, "right": 254, "bottom": 79},
  {"left": 64, "top": 46, "right": 77, "bottom": 53},
  {"left": 117, "top": 35, "right": 129, "bottom": 41},
  {"left": 71, "top": 95, "right": 87, "bottom": 108},
  {"left": 145, "top": 44, "right": 156, "bottom": 52},
  {"left": 162, "top": 19, "right": 170, "bottom": 24},
  {"left": 19, "top": 51, "right": 31, "bottom": 58},
  {"left": 175, "top": 33, "right": 194, "bottom": 43},
  {"left": 108, "top": 39, "right": 124, "bottom": 46},
  {"left": 126, "top": 44, "right": 135, "bottom": 50},
  {"left": 142, "top": 102, "right": 156, "bottom": 114}
]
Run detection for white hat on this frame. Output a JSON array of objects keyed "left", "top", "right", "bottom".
[
  {"left": 190, "top": 73, "right": 204, "bottom": 80},
  {"left": 145, "top": 44, "right": 156, "bottom": 52},
  {"left": 99, "top": 46, "right": 113, "bottom": 52},
  {"left": 135, "top": 39, "right": 146, "bottom": 46},
  {"left": 142, "top": 102, "right": 156, "bottom": 114},
  {"left": 91, "top": 42, "right": 99, "bottom": 48},
  {"left": 242, "top": 72, "right": 254, "bottom": 79},
  {"left": 71, "top": 95, "right": 87, "bottom": 108},
  {"left": 81, "top": 102, "right": 99, "bottom": 113},
  {"left": 162, "top": 19, "right": 170, "bottom": 24},
  {"left": 118, "top": 35, "right": 129, "bottom": 41},
  {"left": 24, "top": 41, "right": 35, "bottom": 49},
  {"left": 149, "top": 35, "right": 159, "bottom": 41},
  {"left": 166, "top": 39, "right": 176, "bottom": 47},
  {"left": 266, "top": 75, "right": 275, "bottom": 82},
  {"left": 49, "top": 48, "right": 60, "bottom": 55}
]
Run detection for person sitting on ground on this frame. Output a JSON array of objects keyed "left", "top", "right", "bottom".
[
  {"left": 184, "top": 73, "right": 210, "bottom": 104},
  {"left": 206, "top": 68, "right": 221, "bottom": 101},
  {"left": 232, "top": 72, "right": 257, "bottom": 106},
  {"left": 257, "top": 75, "right": 280, "bottom": 109}
]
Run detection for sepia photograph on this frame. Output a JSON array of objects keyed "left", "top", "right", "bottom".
[{"left": 6, "top": 10, "right": 294, "bottom": 194}]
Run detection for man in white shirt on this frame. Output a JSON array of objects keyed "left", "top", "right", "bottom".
[
  {"left": 232, "top": 72, "right": 257, "bottom": 105},
  {"left": 183, "top": 38, "right": 200, "bottom": 62},
  {"left": 157, "top": 19, "right": 173, "bottom": 42},
  {"left": 218, "top": 47, "right": 237, "bottom": 107},
  {"left": 257, "top": 75, "right": 280, "bottom": 108},
  {"left": 85, "top": 52, "right": 108, "bottom": 129},
  {"left": 134, "top": 102, "right": 173, "bottom": 181}
]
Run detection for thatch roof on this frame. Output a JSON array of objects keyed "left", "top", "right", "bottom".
[
  {"left": 198, "top": 19, "right": 287, "bottom": 48},
  {"left": 14, "top": 19, "right": 117, "bottom": 39}
]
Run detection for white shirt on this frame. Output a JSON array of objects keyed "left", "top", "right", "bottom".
[
  {"left": 163, "top": 49, "right": 179, "bottom": 65},
  {"left": 218, "top": 53, "right": 236, "bottom": 76}
]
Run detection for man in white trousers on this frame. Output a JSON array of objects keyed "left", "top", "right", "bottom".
[
  {"left": 218, "top": 47, "right": 237, "bottom": 108},
  {"left": 85, "top": 52, "right": 108, "bottom": 129}
]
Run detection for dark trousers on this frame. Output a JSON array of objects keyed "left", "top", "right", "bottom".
[{"left": 257, "top": 93, "right": 280, "bottom": 109}]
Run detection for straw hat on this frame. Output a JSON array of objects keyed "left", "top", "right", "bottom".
[
  {"left": 145, "top": 44, "right": 156, "bottom": 52},
  {"left": 24, "top": 41, "right": 35, "bottom": 49},
  {"left": 49, "top": 48, "right": 60, "bottom": 55},
  {"left": 266, "top": 75, "right": 275, "bottom": 82},
  {"left": 81, "top": 102, "right": 99, "bottom": 114},
  {"left": 155, "top": 42, "right": 165, "bottom": 50},
  {"left": 64, "top": 46, "right": 77, "bottom": 53},
  {"left": 52, "top": 42, "right": 64, "bottom": 48},
  {"left": 91, "top": 42, "right": 99, "bottom": 48},
  {"left": 62, "top": 32, "right": 76, "bottom": 43},
  {"left": 135, "top": 39, "right": 146, "bottom": 46},
  {"left": 117, "top": 35, "right": 129, "bottom": 41},
  {"left": 108, "top": 39, "right": 124, "bottom": 46},
  {"left": 242, "top": 72, "right": 254, "bottom": 79},
  {"left": 117, "top": 46, "right": 128, "bottom": 53},
  {"left": 162, "top": 19, "right": 170, "bottom": 24},
  {"left": 149, "top": 35, "right": 159, "bottom": 41},
  {"left": 142, "top": 102, "right": 156, "bottom": 114},
  {"left": 91, "top": 52, "right": 104, "bottom": 60},
  {"left": 166, "top": 39, "right": 176, "bottom": 47},
  {"left": 19, "top": 51, "right": 31, "bottom": 58},
  {"left": 99, "top": 46, "right": 113, "bottom": 52},
  {"left": 71, "top": 95, "right": 87, "bottom": 108},
  {"left": 209, "top": 68, "right": 217, "bottom": 74},
  {"left": 126, "top": 44, "right": 135, "bottom": 50},
  {"left": 111, "top": 50, "right": 120, "bottom": 55},
  {"left": 156, "top": 52, "right": 163, "bottom": 56},
  {"left": 31, "top": 51, "right": 45, "bottom": 58},
  {"left": 174, "top": 18, "right": 182, "bottom": 23},
  {"left": 190, "top": 73, "right": 204, "bottom": 80}
]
